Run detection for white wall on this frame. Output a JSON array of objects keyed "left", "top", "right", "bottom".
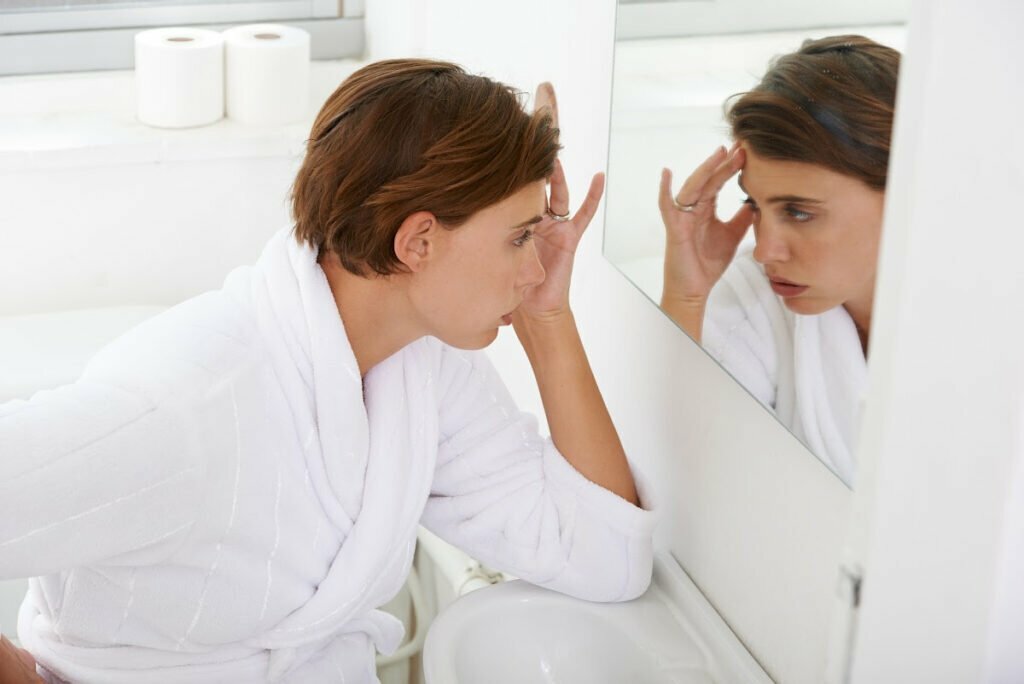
[
  {"left": 844, "top": 1, "right": 1024, "bottom": 681},
  {"left": 366, "top": 2, "right": 852, "bottom": 682}
]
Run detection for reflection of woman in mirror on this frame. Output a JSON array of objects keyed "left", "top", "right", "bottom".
[
  {"left": 659, "top": 36, "right": 899, "bottom": 485},
  {"left": 0, "top": 62, "right": 654, "bottom": 682}
]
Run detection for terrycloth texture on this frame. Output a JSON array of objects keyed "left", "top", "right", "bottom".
[
  {"left": 702, "top": 250, "right": 867, "bottom": 486},
  {"left": 0, "top": 228, "right": 657, "bottom": 684}
]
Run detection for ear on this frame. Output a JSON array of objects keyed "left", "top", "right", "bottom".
[{"left": 394, "top": 211, "right": 441, "bottom": 272}]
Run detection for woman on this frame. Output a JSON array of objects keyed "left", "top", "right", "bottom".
[
  {"left": 0, "top": 60, "right": 655, "bottom": 683},
  {"left": 659, "top": 36, "right": 899, "bottom": 485}
]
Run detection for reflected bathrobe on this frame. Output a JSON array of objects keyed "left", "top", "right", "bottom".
[
  {"left": 0, "top": 228, "right": 657, "bottom": 683},
  {"left": 702, "top": 250, "right": 867, "bottom": 486}
]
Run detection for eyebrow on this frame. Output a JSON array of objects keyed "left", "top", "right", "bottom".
[
  {"left": 510, "top": 215, "right": 544, "bottom": 230},
  {"left": 738, "top": 174, "right": 824, "bottom": 205}
]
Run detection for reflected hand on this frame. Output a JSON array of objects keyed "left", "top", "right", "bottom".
[
  {"left": 0, "top": 635, "right": 43, "bottom": 684},
  {"left": 659, "top": 145, "right": 754, "bottom": 305},
  {"left": 517, "top": 83, "right": 605, "bottom": 321}
]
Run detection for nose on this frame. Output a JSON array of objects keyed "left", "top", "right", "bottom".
[
  {"left": 751, "top": 216, "right": 790, "bottom": 265},
  {"left": 518, "top": 241, "right": 546, "bottom": 288}
]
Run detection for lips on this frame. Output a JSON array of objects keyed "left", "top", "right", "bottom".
[{"left": 768, "top": 278, "right": 808, "bottom": 298}]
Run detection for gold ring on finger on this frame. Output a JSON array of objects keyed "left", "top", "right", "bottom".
[{"left": 547, "top": 209, "right": 571, "bottom": 222}]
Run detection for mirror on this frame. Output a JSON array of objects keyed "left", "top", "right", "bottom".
[{"left": 604, "top": 1, "right": 908, "bottom": 487}]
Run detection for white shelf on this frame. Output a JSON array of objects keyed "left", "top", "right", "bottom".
[{"left": 0, "top": 58, "right": 366, "bottom": 171}]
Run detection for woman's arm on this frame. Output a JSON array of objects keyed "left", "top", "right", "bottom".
[
  {"left": 0, "top": 635, "right": 43, "bottom": 684},
  {"left": 0, "top": 379, "right": 201, "bottom": 579},
  {"left": 423, "top": 344, "right": 656, "bottom": 602},
  {"left": 510, "top": 84, "right": 639, "bottom": 504},
  {"left": 513, "top": 310, "right": 636, "bottom": 504}
]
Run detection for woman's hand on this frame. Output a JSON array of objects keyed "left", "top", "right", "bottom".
[
  {"left": 659, "top": 145, "right": 754, "bottom": 305},
  {"left": 0, "top": 635, "right": 43, "bottom": 684},
  {"left": 516, "top": 82, "right": 605, "bottom": 323}
]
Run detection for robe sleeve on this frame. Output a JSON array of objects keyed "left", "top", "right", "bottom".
[
  {"left": 0, "top": 377, "right": 203, "bottom": 579},
  {"left": 420, "top": 345, "right": 658, "bottom": 603}
]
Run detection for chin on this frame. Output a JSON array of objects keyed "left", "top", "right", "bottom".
[
  {"left": 438, "top": 327, "right": 499, "bottom": 351},
  {"left": 782, "top": 297, "right": 836, "bottom": 316}
]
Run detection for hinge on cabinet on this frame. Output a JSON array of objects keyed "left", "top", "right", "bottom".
[{"left": 824, "top": 563, "right": 863, "bottom": 684}]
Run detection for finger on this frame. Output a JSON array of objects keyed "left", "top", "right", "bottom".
[
  {"left": 675, "top": 146, "right": 728, "bottom": 205},
  {"left": 570, "top": 172, "right": 605, "bottom": 233},
  {"left": 534, "top": 82, "right": 559, "bottom": 128},
  {"left": 697, "top": 147, "right": 745, "bottom": 204},
  {"left": 548, "top": 158, "right": 570, "bottom": 215},
  {"left": 658, "top": 167, "right": 676, "bottom": 216},
  {"left": 659, "top": 167, "right": 671, "bottom": 213}
]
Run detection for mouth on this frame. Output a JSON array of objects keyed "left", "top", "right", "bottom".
[{"left": 767, "top": 276, "right": 808, "bottom": 298}]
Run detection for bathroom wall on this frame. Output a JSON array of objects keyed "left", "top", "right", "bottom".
[{"left": 366, "top": 2, "right": 852, "bottom": 682}]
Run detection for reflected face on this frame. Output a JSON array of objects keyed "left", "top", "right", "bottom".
[
  {"left": 738, "top": 147, "right": 885, "bottom": 319},
  {"left": 411, "top": 181, "right": 548, "bottom": 350}
]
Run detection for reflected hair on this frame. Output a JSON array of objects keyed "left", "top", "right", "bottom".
[
  {"left": 291, "top": 59, "right": 561, "bottom": 276},
  {"left": 727, "top": 35, "right": 900, "bottom": 191}
]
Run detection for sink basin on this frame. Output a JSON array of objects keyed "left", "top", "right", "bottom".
[{"left": 422, "top": 553, "right": 771, "bottom": 684}]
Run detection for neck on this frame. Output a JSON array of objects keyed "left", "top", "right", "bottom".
[
  {"left": 320, "top": 254, "right": 424, "bottom": 377},
  {"left": 843, "top": 295, "right": 873, "bottom": 358}
]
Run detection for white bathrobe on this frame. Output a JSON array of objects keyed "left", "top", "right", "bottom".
[
  {"left": 702, "top": 250, "right": 867, "bottom": 486},
  {"left": 0, "top": 228, "right": 656, "bottom": 683}
]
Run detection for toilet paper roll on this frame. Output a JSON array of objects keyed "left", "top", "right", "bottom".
[
  {"left": 134, "top": 28, "right": 225, "bottom": 129},
  {"left": 224, "top": 24, "right": 311, "bottom": 126}
]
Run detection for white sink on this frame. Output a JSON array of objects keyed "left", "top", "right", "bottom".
[{"left": 423, "top": 553, "right": 771, "bottom": 684}]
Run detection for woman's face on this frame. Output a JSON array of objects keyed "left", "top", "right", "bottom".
[
  {"left": 409, "top": 180, "right": 548, "bottom": 350},
  {"left": 738, "top": 146, "right": 885, "bottom": 319}
]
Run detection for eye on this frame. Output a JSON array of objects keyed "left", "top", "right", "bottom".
[
  {"left": 512, "top": 229, "right": 534, "bottom": 247},
  {"left": 784, "top": 205, "right": 813, "bottom": 223},
  {"left": 743, "top": 195, "right": 760, "bottom": 212}
]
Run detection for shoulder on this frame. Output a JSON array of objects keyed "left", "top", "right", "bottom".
[{"left": 82, "top": 287, "right": 263, "bottom": 406}]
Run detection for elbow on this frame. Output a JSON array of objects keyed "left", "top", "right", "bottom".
[
  {"left": 544, "top": 536, "right": 655, "bottom": 603},
  {"left": 605, "top": 541, "right": 654, "bottom": 602}
]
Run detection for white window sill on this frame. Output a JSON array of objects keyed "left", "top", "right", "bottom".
[{"left": 0, "top": 58, "right": 365, "bottom": 172}]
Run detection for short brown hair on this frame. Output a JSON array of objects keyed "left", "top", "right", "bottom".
[
  {"left": 727, "top": 35, "right": 900, "bottom": 191},
  {"left": 291, "top": 59, "right": 561, "bottom": 276}
]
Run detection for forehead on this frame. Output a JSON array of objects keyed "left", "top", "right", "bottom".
[
  {"left": 505, "top": 180, "right": 547, "bottom": 214},
  {"left": 740, "top": 146, "right": 877, "bottom": 201},
  {"left": 471, "top": 179, "right": 547, "bottom": 222},
  {"left": 740, "top": 148, "right": 830, "bottom": 190},
  {"left": 452, "top": 180, "right": 547, "bottom": 243}
]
